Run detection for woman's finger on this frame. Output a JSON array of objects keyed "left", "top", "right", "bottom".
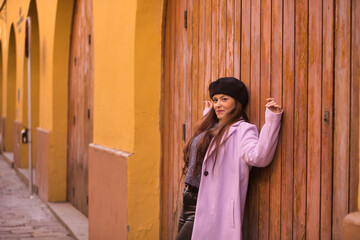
[{"left": 265, "top": 101, "right": 277, "bottom": 108}]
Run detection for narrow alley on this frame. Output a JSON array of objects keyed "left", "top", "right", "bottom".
[{"left": 0, "top": 155, "right": 74, "bottom": 239}]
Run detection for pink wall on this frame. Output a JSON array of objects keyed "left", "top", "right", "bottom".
[{"left": 89, "top": 143, "right": 127, "bottom": 240}]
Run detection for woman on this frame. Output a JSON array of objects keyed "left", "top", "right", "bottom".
[{"left": 176, "top": 77, "right": 282, "bottom": 240}]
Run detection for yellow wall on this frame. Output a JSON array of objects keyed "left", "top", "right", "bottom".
[
  {"left": 92, "top": 0, "right": 163, "bottom": 238},
  {"left": 36, "top": 0, "right": 56, "bottom": 130},
  {"left": 0, "top": 0, "right": 70, "bottom": 200},
  {"left": 131, "top": 0, "right": 163, "bottom": 239},
  {"left": 93, "top": 0, "right": 136, "bottom": 152}
]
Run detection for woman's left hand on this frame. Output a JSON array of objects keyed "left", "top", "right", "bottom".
[{"left": 265, "top": 98, "right": 282, "bottom": 113}]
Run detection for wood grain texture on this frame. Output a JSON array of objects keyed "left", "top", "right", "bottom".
[
  {"left": 321, "top": 0, "right": 334, "bottom": 239},
  {"left": 219, "top": 0, "right": 227, "bottom": 77},
  {"left": 186, "top": 0, "right": 193, "bottom": 140},
  {"left": 160, "top": 1, "right": 171, "bottom": 238},
  {"left": 204, "top": 0, "right": 212, "bottom": 98},
  {"left": 240, "top": 0, "right": 253, "bottom": 238},
  {"left": 333, "top": 0, "right": 351, "bottom": 239},
  {"left": 211, "top": 0, "right": 219, "bottom": 82},
  {"left": 258, "top": 0, "right": 271, "bottom": 238},
  {"left": 281, "top": 0, "right": 295, "bottom": 239},
  {"left": 241, "top": 0, "right": 251, "bottom": 118},
  {"left": 226, "top": 0, "right": 234, "bottom": 76},
  {"left": 234, "top": 0, "right": 241, "bottom": 79},
  {"left": 191, "top": 0, "right": 199, "bottom": 131},
  {"left": 269, "top": 0, "right": 282, "bottom": 239},
  {"left": 349, "top": 0, "right": 359, "bottom": 214},
  {"left": 67, "top": 0, "right": 94, "bottom": 216},
  {"left": 247, "top": 1, "right": 261, "bottom": 239},
  {"left": 197, "top": 0, "right": 205, "bottom": 120},
  {"left": 168, "top": 0, "right": 176, "bottom": 237},
  {"left": 293, "top": 0, "right": 308, "bottom": 238},
  {"left": 306, "top": 0, "right": 322, "bottom": 238}
]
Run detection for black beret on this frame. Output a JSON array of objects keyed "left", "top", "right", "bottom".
[{"left": 209, "top": 77, "right": 248, "bottom": 108}]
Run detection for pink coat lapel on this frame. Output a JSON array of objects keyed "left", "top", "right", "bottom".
[{"left": 203, "top": 120, "right": 242, "bottom": 163}]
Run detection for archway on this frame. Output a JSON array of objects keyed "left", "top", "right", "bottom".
[
  {"left": 20, "top": 0, "right": 40, "bottom": 170},
  {"left": 4, "top": 25, "right": 16, "bottom": 153},
  {"left": 67, "top": 0, "right": 94, "bottom": 216}
]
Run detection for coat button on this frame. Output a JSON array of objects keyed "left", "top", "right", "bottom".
[{"left": 204, "top": 171, "right": 209, "bottom": 176}]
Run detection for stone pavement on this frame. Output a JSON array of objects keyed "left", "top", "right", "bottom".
[{"left": 0, "top": 155, "right": 75, "bottom": 239}]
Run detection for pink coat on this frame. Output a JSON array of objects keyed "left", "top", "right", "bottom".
[{"left": 191, "top": 108, "right": 282, "bottom": 240}]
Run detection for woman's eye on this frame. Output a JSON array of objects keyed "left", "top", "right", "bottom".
[{"left": 221, "top": 98, "right": 227, "bottom": 101}]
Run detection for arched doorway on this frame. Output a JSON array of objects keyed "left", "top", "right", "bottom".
[
  {"left": 20, "top": 0, "right": 40, "bottom": 170},
  {"left": 4, "top": 26, "right": 16, "bottom": 154},
  {"left": 67, "top": 0, "right": 94, "bottom": 216}
]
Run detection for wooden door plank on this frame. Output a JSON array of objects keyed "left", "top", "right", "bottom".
[
  {"left": 306, "top": 0, "right": 322, "bottom": 238},
  {"left": 258, "top": 0, "right": 271, "bottom": 238},
  {"left": 204, "top": 0, "right": 212, "bottom": 98},
  {"left": 177, "top": 0, "right": 187, "bottom": 217},
  {"left": 211, "top": 0, "right": 219, "bottom": 82},
  {"left": 269, "top": 0, "right": 282, "bottom": 239},
  {"left": 173, "top": 1, "right": 187, "bottom": 237},
  {"left": 226, "top": 0, "right": 234, "bottom": 76},
  {"left": 350, "top": 0, "right": 359, "bottom": 213},
  {"left": 197, "top": 0, "right": 205, "bottom": 118},
  {"left": 219, "top": 0, "right": 226, "bottom": 77},
  {"left": 168, "top": 0, "right": 176, "bottom": 237},
  {"left": 246, "top": 1, "right": 261, "bottom": 239},
  {"left": 321, "top": 0, "right": 334, "bottom": 239},
  {"left": 293, "top": 0, "right": 308, "bottom": 238},
  {"left": 333, "top": 0, "right": 351, "bottom": 238},
  {"left": 250, "top": 0, "right": 261, "bottom": 128},
  {"left": 241, "top": 0, "right": 250, "bottom": 117},
  {"left": 234, "top": 0, "right": 241, "bottom": 79},
  {"left": 67, "top": 0, "right": 93, "bottom": 216},
  {"left": 240, "top": 0, "right": 253, "bottom": 238},
  {"left": 281, "top": 0, "right": 295, "bottom": 239},
  {"left": 160, "top": 2, "right": 171, "bottom": 238},
  {"left": 191, "top": 0, "right": 199, "bottom": 131},
  {"left": 186, "top": 0, "right": 193, "bottom": 139}
]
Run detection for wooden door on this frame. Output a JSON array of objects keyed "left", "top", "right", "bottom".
[
  {"left": 67, "top": 0, "right": 94, "bottom": 216},
  {"left": 162, "top": 0, "right": 359, "bottom": 239}
]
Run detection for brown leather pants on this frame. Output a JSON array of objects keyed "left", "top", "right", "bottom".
[{"left": 176, "top": 185, "right": 198, "bottom": 240}]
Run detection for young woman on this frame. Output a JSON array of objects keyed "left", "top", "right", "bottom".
[{"left": 176, "top": 77, "right": 282, "bottom": 240}]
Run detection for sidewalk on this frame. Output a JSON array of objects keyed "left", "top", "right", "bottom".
[{"left": 0, "top": 155, "right": 75, "bottom": 239}]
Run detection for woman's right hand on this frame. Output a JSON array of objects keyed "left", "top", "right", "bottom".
[
  {"left": 265, "top": 98, "right": 282, "bottom": 113},
  {"left": 204, "top": 101, "right": 213, "bottom": 109}
]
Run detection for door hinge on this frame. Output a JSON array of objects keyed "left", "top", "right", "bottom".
[
  {"left": 324, "top": 111, "right": 329, "bottom": 125},
  {"left": 182, "top": 123, "right": 186, "bottom": 141},
  {"left": 184, "top": 10, "right": 187, "bottom": 29}
]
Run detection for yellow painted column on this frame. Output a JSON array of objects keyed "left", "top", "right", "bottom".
[{"left": 130, "top": 0, "right": 164, "bottom": 239}]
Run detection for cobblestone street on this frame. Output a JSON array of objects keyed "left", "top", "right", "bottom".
[{"left": 0, "top": 155, "right": 74, "bottom": 239}]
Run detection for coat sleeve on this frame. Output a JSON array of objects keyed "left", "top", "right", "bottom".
[
  {"left": 240, "top": 108, "right": 283, "bottom": 167},
  {"left": 203, "top": 107, "right": 211, "bottom": 116}
]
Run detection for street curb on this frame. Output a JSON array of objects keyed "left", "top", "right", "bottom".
[{"left": 46, "top": 202, "right": 88, "bottom": 240}]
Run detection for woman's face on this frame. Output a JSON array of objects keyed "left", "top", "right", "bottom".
[{"left": 212, "top": 94, "right": 236, "bottom": 122}]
